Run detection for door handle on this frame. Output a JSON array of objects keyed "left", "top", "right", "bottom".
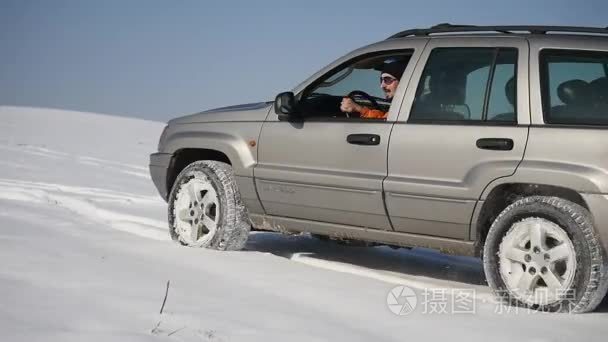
[
  {"left": 347, "top": 134, "right": 380, "bottom": 145},
  {"left": 476, "top": 138, "right": 514, "bottom": 151}
]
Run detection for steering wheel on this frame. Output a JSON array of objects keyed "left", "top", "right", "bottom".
[
  {"left": 337, "top": 90, "right": 382, "bottom": 118},
  {"left": 347, "top": 90, "right": 381, "bottom": 110}
]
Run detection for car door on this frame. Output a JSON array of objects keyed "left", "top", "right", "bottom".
[
  {"left": 255, "top": 42, "right": 426, "bottom": 230},
  {"left": 384, "top": 37, "right": 530, "bottom": 240}
]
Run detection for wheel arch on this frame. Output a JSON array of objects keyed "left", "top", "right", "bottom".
[
  {"left": 166, "top": 148, "right": 232, "bottom": 198},
  {"left": 161, "top": 123, "right": 262, "bottom": 196},
  {"left": 472, "top": 182, "right": 589, "bottom": 257}
]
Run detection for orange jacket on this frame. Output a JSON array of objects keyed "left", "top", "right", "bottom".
[{"left": 359, "top": 107, "right": 387, "bottom": 119}]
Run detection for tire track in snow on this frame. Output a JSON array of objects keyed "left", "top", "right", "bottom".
[
  {"left": 290, "top": 252, "right": 495, "bottom": 302},
  {"left": 0, "top": 178, "right": 169, "bottom": 241},
  {"left": 0, "top": 178, "right": 160, "bottom": 203}
]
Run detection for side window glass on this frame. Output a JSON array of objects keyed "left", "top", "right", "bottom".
[
  {"left": 319, "top": 68, "right": 386, "bottom": 98},
  {"left": 541, "top": 49, "right": 608, "bottom": 125},
  {"left": 410, "top": 48, "right": 517, "bottom": 123},
  {"left": 299, "top": 52, "right": 412, "bottom": 120},
  {"left": 465, "top": 64, "right": 491, "bottom": 120},
  {"left": 487, "top": 50, "right": 517, "bottom": 122}
]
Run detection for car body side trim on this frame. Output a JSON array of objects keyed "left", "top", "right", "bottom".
[
  {"left": 256, "top": 178, "right": 379, "bottom": 195},
  {"left": 249, "top": 213, "right": 475, "bottom": 256},
  {"left": 386, "top": 192, "right": 471, "bottom": 203}
]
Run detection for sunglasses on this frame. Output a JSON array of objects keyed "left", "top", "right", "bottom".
[{"left": 380, "top": 76, "right": 398, "bottom": 85}]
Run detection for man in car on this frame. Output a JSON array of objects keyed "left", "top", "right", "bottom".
[{"left": 339, "top": 61, "right": 406, "bottom": 119}]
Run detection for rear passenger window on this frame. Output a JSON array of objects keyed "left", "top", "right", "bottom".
[
  {"left": 541, "top": 49, "right": 608, "bottom": 125},
  {"left": 410, "top": 48, "right": 517, "bottom": 123}
]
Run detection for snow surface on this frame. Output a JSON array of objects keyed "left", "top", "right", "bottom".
[{"left": 0, "top": 105, "right": 607, "bottom": 341}]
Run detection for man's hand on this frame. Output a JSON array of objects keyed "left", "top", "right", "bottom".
[{"left": 340, "top": 97, "right": 363, "bottom": 113}]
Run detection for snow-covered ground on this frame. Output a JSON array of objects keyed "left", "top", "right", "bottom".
[{"left": 1, "top": 106, "right": 606, "bottom": 341}]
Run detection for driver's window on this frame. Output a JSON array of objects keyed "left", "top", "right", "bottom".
[{"left": 298, "top": 51, "right": 413, "bottom": 120}]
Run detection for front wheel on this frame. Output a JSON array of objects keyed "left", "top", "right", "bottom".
[
  {"left": 483, "top": 196, "right": 608, "bottom": 313},
  {"left": 167, "top": 161, "right": 250, "bottom": 250}
]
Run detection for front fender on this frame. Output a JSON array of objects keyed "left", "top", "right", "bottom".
[{"left": 161, "top": 122, "right": 264, "bottom": 177}]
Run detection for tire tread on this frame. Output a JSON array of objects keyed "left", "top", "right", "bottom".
[{"left": 483, "top": 196, "right": 608, "bottom": 313}]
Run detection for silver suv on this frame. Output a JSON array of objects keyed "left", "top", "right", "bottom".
[{"left": 150, "top": 24, "right": 608, "bottom": 313}]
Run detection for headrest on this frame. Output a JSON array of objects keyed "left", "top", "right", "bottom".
[
  {"left": 505, "top": 77, "right": 515, "bottom": 106},
  {"left": 590, "top": 77, "right": 608, "bottom": 104},
  {"left": 428, "top": 70, "right": 465, "bottom": 105},
  {"left": 557, "top": 79, "right": 589, "bottom": 105}
]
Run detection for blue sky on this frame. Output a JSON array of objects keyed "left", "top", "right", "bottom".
[{"left": 1, "top": 0, "right": 607, "bottom": 121}]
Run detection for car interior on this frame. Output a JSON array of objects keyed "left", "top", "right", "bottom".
[
  {"left": 542, "top": 51, "right": 608, "bottom": 125},
  {"left": 548, "top": 76, "right": 608, "bottom": 124},
  {"left": 411, "top": 49, "right": 517, "bottom": 122},
  {"left": 297, "top": 53, "right": 412, "bottom": 119}
]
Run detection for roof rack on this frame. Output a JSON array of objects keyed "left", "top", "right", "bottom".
[{"left": 387, "top": 23, "right": 608, "bottom": 39}]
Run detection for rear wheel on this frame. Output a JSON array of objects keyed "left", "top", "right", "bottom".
[
  {"left": 168, "top": 161, "right": 250, "bottom": 250},
  {"left": 483, "top": 196, "right": 608, "bottom": 313}
]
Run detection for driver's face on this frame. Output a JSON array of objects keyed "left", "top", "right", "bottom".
[{"left": 380, "top": 73, "right": 399, "bottom": 100}]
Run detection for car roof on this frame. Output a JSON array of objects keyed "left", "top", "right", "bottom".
[
  {"left": 386, "top": 24, "right": 608, "bottom": 39},
  {"left": 361, "top": 26, "right": 608, "bottom": 54}
]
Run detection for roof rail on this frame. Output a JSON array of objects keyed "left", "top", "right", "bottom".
[{"left": 387, "top": 23, "right": 608, "bottom": 39}]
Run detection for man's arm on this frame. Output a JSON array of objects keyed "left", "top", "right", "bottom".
[
  {"left": 341, "top": 98, "right": 387, "bottom": 119},
  {"left": 359, "top": 107, "right": 387, "bottom": 119}
]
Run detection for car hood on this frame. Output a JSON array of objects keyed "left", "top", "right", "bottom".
[{"left": 168, "top": 101, "right": 273, "bottom": 124}]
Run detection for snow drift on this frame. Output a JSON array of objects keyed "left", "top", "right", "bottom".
[{"left": 0, "top": 106, "right": 606, "bottom": 341}]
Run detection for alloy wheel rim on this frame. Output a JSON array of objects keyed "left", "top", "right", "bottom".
[
  {"left": 498, "top": 217, "right": 577, "bottom": 306},
  {"left": 173, "top": 176, "right": 219, "bottom": 245}
]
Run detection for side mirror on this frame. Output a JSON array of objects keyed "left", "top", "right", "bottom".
[{"left": 274, "top": 92, "right": 298, "bottom": 120}]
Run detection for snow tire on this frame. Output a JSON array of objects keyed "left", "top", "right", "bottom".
[
  {"left": 483, "top": 196, "right": 608, "bottom": 313},
  {"left": 168, "top": 161, "right": 250, "bottom": 250}
]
